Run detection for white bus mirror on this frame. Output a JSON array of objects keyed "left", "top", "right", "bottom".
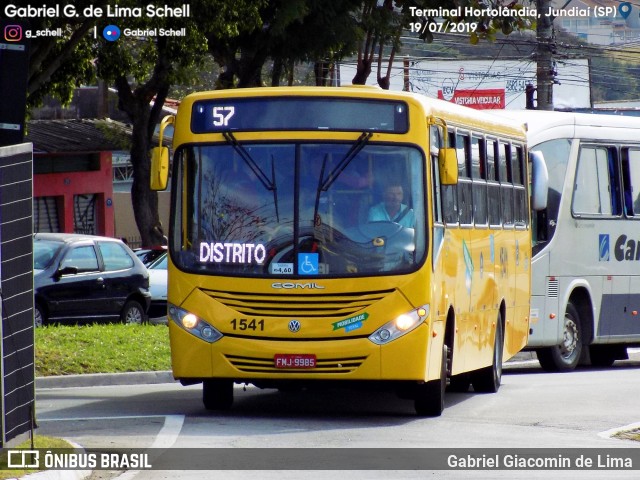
[{"left": 530, "top": 150, "right": 548, "bottom": 211}]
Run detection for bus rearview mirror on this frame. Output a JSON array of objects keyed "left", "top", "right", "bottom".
[
  {"left": 438, "top": 148, "right": 458, "bottom": 185},
  {"left": 530, "top": 150, "right": 548, "bottom": 211},
  {"left": 150, "top": 146, "right": 169, "bottom": 191}
]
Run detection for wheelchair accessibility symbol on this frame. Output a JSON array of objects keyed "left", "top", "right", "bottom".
[{"left": 298, "top": 253, "right": 319, "bottom": 275}]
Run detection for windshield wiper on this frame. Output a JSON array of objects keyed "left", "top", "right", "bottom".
[
  {"left": 319, "top": 132, "right": 373, "bottom": 192},
  {"left": 313, "top": 132, "right": 373, "bottom": 226},
  {"left": 222, "top": 131, "right": 275, "bottom": 191},
  {"left": 223, "top": 131, "right": 279, "bottom": 222}
]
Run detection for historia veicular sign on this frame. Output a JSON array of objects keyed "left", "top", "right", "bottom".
[
  {"left": 412, "top": 58, "right": 590, "bottom": 110},
  {"left": 339, "top": 58, "right": 590, "bottom": 110}
]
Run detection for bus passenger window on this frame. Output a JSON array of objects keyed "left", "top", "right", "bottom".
[
  {"left": 573, "top": 146, "right": 617, "bottom": 216},
  {"left": 487, "top": 140, "right": 501, "bottom": 228},
  {"left": 456, "top": 133, "right": 471, "bottom": 178},
  {"left": 513, "top": 146, "right": 528, "bottom": 226},
  {"left": 472, "top": 136, "right": 488, "bottom": 226},
  {"left": 499, "top": 142, "right": 514, "bottom": 227},
  {"left": 623, "top": 148, "right": 640, "bottom": 216}
]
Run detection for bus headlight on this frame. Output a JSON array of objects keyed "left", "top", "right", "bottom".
[
  {"left": 168, "top": 303, "right": 223, "bottom": 343},
  {"left": 368, "top": 305, "right": 430, "bottom": 345}
]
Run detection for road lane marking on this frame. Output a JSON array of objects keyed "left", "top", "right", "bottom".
[{"left": 150, "top": 414, "right": 184, "bottom": 449}]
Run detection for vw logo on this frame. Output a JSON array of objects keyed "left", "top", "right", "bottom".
[{"left": 288, "top": 320, "right": 301, "bottom": 333}]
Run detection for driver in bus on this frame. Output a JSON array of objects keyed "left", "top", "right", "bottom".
[
  {"left": 367, "top": 181, "right": 416, "bottom": 271},
  {"left": 367, "top": 182, "right": 415, "bottom": 228}
]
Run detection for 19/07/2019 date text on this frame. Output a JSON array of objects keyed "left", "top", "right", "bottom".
[{"left": 410, "top": 22, "right": 478, "bottom": 34}]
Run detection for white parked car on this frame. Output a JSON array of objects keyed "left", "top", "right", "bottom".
[{"left": 147, "top": 253, "right": 167, "bottom": 322}]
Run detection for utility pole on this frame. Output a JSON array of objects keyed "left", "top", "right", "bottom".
[{"left": 536, "top": 0, "right": 556, "bottom": 110}]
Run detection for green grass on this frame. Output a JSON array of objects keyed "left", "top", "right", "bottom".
[
  {"left": 0, "top": 436, "right": 73, "bottom": 479},
  {"left": 614, "top": 430, "right": 640, "bottom": 442},
  {"left": 35, "top": 324, "right": 171, "bottom": 376}
]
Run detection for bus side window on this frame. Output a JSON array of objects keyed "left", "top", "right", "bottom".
[
  {"left": 457, "top": 132, "right": 473, "bottom": 225},
  {"left": 472, "top": 136, "right": 488, "bottom": 226},
  {"left": 513, "top": 145, "right": 528, "bottom": 227},
  {"left": 608, "top": 148, "right": 621, "bottom": 216},
  {"left": 443, "top": 132, "right": 459, "bottom": 225},
  {"left": 500, "top": 142, "right": 514, "bottom": 227},
  {"left": 573, "top": 146, "right": 618, "bottom": 216},
  {"left": 487, "top": 139, "right": 501, "bottom": 228},
  {"left": 622, "top": 147, "right": 640, "bottom": 216},
  {"left": 430, "top": 126, "right": 443, "bottom": 225}
]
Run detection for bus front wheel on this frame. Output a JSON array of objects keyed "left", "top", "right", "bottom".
[
  {"left": 471, "top": 314, "right": 504, "bottom": 393},
  {"left": 536, "top": 301, "right": 582, "bottom": 372},
  {"left": 414, "top": 344, "right": 447, "bottom": 416},
  {"left": 203, "top": 379, "right": 234, "bottom": 410}
]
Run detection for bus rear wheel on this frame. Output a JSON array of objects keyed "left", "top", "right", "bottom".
[
  {"left": 590, "top": 345, "right": 627, "bottom": 367},
  {"left": 414, "top": 344, "right": 447, "bottom": 416},
  {"left": 471, "top": 314, "right": 504, "bottom": 393},
  {"left": 203, "top": 379, "right": 234, "bottom": 410},
  {"left": 536, "top": 301, "right": 582, "bottom": 372}
]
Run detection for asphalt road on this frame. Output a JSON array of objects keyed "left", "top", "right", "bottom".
[{"left": 31, "top": 350, "right": 640, "bottom": 480}]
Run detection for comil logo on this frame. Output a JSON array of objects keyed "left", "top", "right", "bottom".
[
  {"left": 4, "top": 24, "right": 23, "bottom": 42},
  {"left": 599, "top": 234, "right": 610, "bottom": 262}
]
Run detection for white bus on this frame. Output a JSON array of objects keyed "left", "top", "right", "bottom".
[{"left": 496, "top": 110, "right": 640, "bottom": 371}]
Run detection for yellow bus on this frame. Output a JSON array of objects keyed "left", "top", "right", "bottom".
[{"left": 150, "top": 86, "right": 547, "bottom": 416}]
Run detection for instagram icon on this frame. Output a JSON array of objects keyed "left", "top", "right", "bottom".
[{"left": 4, "top": 24, "right": 23, "bottom": 42}]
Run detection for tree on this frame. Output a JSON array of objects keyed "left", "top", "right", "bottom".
[
  {"left": 352, "top": 0, "right": 536, "bottom": 88},
  {"left": 267, "top": 0, "right": 362, "bottom": 87},
  {"left": 12, "top": 0, "right": 107, "bottom": 108},
  {"left": 95, "top": 1, "right": 211, "bottom": 246},
  {"left": 207, "top": 0, "right": 362, "bottom": 88}
]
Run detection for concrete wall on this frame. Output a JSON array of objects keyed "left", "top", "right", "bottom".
[{"left": 113, "top": 190, "right": 171, "bottom": 248}]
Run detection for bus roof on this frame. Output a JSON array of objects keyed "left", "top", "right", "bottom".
[
  {"left": 178, "top": 86, "right": 526, "bottom": 139},
  {"left": 489, "top": 109, "right": 640, "bottom": 139}
]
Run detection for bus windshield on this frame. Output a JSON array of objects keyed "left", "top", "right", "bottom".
[
  {"left": 530, "top": 138, "right": 571, "bottom": 255},
  {"left": 171, "top": 142, "right": 426, "bottom": 277}
]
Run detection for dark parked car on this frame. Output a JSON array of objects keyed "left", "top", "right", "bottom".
[{"left": 33, "top": 233, "right": 151, "bottom": 326}]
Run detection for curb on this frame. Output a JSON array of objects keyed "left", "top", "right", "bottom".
[
  {"left": 22, "top": 441, "right": 90, "bottom": 480},
  {"left": 36, "top": 371, "right": 175, "bottom": 389},
  {"left": 36, "top": 353, "right": 539, "bottom": 389}
]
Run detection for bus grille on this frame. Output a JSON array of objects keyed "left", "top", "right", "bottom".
[
  {"left": 225, "top": 354, "right": 367, "bottom": 374},
  {"left": 547, "top": 278, "right": 559, "bottom": 298},
  {"left": 203, "top": 288, "right": 395, "bottom": 318}
]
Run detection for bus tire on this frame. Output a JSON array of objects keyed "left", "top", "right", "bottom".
[
  {"left": 471, "top": 313, "right": 503, "bottom": 393},
  {"left": 203, "top": 379, "right": 234, "bottom": 410},
  {"left": 536, "top": 301, "right": 582, "bottom": 372},
  {"left": 590, "top": 345, "right": 626, "bottom": 367},
  {"left": 448, "top": 373, "right": 471, "bottom": 393},
  {"left": 414, "top": 344, "right": 447, "bottom": 416}
]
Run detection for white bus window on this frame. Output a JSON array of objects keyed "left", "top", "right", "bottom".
[
  {"left": 622, "top": 148, "right": 640, "bottom": 216},
  {"left": 573, "top": 146, "right": 617, "bottom": 216}
]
